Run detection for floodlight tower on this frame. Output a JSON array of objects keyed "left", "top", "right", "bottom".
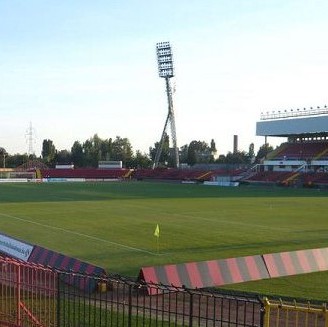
[{"left": 153, "top": 41, "right": 179, "bottom": 169}]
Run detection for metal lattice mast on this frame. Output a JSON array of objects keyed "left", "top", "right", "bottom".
[
  {"left": 25, "top": 122, "right": 36, "bottom": 156},
  {"left": 153, "top": 42, "right": 179, "bottom": 169},
  {"left": 165, "top": 77, "right": 179, "bottom": 167}
]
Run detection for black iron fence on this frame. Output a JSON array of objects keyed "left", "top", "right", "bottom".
[
  {"left": 0, "top": 256, "right": 264, "bottom": 327},
  {"left": 57, "top": 271, "right": 264, "bottom": 327},
  {"left": 2, "top": 256, "right": 327, "bottom": 327}
]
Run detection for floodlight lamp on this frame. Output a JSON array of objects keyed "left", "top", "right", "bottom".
[{"left": 156, "top": 41, "right": 174, "bottom": 78}]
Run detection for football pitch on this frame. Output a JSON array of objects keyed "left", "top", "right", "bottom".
[{"left": 0, "top": 181, "right": 328, "bottom": 301}]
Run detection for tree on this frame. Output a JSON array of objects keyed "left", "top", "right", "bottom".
[
  {"left": 225, "top": 151, "right": 250, "bottom": 164},
  {"left": 179, "top": 144, "right": 189, "bottom": 164},
  {"left": 99, "top": 138, "right": 112, "bottom": 161},
  {"left": 111, "top": 136, "right": 133, "bottom": 166},
  {"left": 56, "top": 150, "right": 72, "bottom": 164},
  {"left": 186, "top": 141, "right": 198, "bottom": 165},
  {"left": 80, "top": 134, "right": 110, "bottom": 167},
  {"left": 216, "top": 154, "right": 226, "bottom": 163},
  {"left": 41, "top": 139, "right": 56, "bottom": 167},
  {"left": 248, "top": 143, "right": 255, "bottom": 163},
  {"left": 210, "top": 139, "right": 217, "bottom": 157},
  {"left": 71, "top": 141, "right": 84, "bottom": 167},
  {"left": 82, "top": 137, "right": 98, "bottom": 167},
  {"left": 187, "top": 140, "right": 213, "bottom": 165},
  {"left": 255, "top": 143, "right": 274, "bottom": 163},
  {"left": 5, "top": 153, "right": 29, "bottom": 168},
  {"left": 130, "top": 150, "right": 152, "bottom": 168},
  {"left": 149, "top": 133, "right": 171, "bottom": 167},
  {"left": 0, "top": 147, "right": 8, "bottom": 168}
]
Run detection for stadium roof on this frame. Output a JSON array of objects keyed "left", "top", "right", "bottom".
[{"left": 256, "top": 108, "right": 328, "bottom": 138}]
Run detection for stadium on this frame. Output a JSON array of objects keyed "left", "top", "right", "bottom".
[
  {"left": 4, "top": 105, "right": 328, "bottom": 186},
  {"left": 1, "top": 106, "right": 328, "bottom": 326},
  {"left": 253, "top": 105, "right": 328, "bottom": 186}
]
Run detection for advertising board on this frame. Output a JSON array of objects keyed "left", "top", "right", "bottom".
[{"left": 0, "top": 233, "right": 34, "bottom": 261}]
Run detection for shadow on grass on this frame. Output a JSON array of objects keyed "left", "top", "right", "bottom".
[
  {"left": 177, "top": 236, "right": 328, "bottom": 255},
  {"left": 0, "top": 181, "right": 328, "bottom": 203}
]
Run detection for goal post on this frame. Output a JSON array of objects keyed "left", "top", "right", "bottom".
[
  {"left": 9, "top": 171, "right": 36, "bottom": 180},
  {"left": 0, "top": 170, "right": 36, "bottom": 181}
]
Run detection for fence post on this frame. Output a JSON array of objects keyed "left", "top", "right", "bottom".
[
  {"left": 324, "top": 303, "right": 328, "bottom": 327},
  {"left": 128, "top": 283, "right": 132, "bottom": 327},
  {"left": 16, "top": 264, "right": 21, "bottom": 327},
  {"left": 263, "top": 297, "right": 271, "bottom": 327},
  {"left": 259, "top": 297, "right": 266, "bottom": 327},
  {"left": 189, "top": 292, "right": 193, "bottom": 327},
  {"left": 56, "top": 272, "right": 61, "bottom": 327}
]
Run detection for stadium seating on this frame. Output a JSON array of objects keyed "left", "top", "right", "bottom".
[
  {"left": 270, "top": 142, "right": 328, "bottom": 161},
  {"left": 244, "top": 140, "right": 328, "bottom": 186},
  {"left": 132, "top": 168, "right": 233, "bottom": 182},
  {"left": 38, "top": 167, "right": 249, "bottom": 183},
  {"left": 245, "top": 171, "right": 295, "bottom": 184},
  {"left": 245, "top": 170, "right": 328, "bottom": 186},
  {"left": 301, "top": 172, "right": 328, "bottom": 185},
  {"left": 38, "top": 165, "right": 328, "bottom": 187}
]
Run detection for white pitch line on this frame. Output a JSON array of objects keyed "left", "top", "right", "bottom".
[{"left": 0, "top": 212, "right": 160, "bottom": 256}]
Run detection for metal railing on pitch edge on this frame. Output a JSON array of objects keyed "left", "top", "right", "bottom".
[
  {"left": 263, "top": 298, "right": 328, "bottom": 327},
  {"left": 2, "top": 255, "right": 328, "bottom": 327}
]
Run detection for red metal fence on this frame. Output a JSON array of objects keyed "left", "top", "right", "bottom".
[{"left": 0, "top": 257, "right": 57, "bottom": 327}]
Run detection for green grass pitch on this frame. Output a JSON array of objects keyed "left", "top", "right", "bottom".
[{"left": 0, "top": 181, "right": 328, "bottom": 301}]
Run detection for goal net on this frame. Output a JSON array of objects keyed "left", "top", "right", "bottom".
[{"left": 0, "top": 171, "right": 36, "bottom": 181}]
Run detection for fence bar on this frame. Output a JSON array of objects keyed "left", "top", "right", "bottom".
[
  {"left": 6, "top": 255, "right": 328, "bottom": 327},
  {"left": 263, "top": 297, "right": 328, "bottom": 327}
]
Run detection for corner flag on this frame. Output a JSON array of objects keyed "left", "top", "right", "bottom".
[{"left": 154, "top": 224, "right": 160, "bottom": 238}]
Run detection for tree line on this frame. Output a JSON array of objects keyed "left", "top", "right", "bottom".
[{"left": 0, "top": 135, "right": 273, "bottom": 169}]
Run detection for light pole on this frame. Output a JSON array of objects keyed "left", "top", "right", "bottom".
[{"left": 153, "top": 41, "right": 179, "bottom": 169}]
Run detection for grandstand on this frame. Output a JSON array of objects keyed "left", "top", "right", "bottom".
[
  {"left": 38, "top": 167, "right": 226, "bottom": 182},
  {"left": 249, "top": 106, "right": 328, "bottom": 186},
  {"left": 40, "top": 168, "right": 131, "bottom": 180},
  {"left": 133, "top": 167, "right": 217, "bottom": 181},
  {"left": 31, "top": 166, "right": 248, "bottom": 184},
  {"left": 3, "top": 106, "right": 328, "bottom": 188}
]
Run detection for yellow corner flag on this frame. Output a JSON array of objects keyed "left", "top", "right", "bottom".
[{"left": 154, "top": 224, "right": 160, "bottom": 238}]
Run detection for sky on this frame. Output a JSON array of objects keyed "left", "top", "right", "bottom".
[{"left": 1, "top": 0, "right": 328, "bottom": 157}]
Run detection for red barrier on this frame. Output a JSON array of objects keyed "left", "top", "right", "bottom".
[
  {"left": 139, "top": 254, "right": 270, "bottom": 289},
  {"left": 28, "top": 245, "right": 106, "bottom": 291},
  {"left": 0, "top": 233, "right": 106, "bottom": 291},
  {"left": 263, "top": 248, "right": 328, "bottom": 278},
  {"left": 140, "top": 247, "right": 328, "bottom": 294}
]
